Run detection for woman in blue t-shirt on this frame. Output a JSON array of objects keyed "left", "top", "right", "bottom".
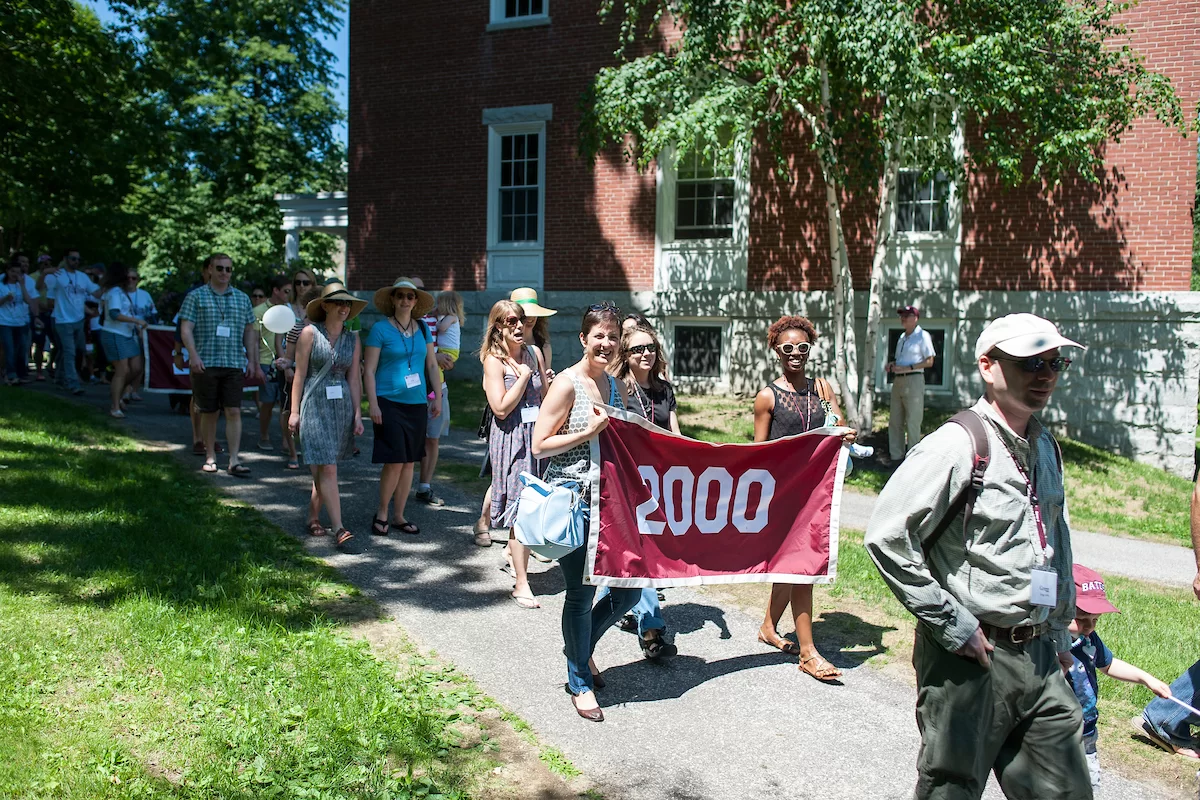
[{"left": 365, "top": 278, "right": 442, "bottom": 537}]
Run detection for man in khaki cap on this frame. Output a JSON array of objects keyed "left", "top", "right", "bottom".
[{"left": 865, "top": 313, "right": 1089, "bottom": 799}]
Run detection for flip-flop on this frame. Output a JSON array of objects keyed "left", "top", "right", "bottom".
[
  {"left": 511, "top": 592, "right": 541, "bottom": 609},
  {"left": 370, "top": 517, "right": 390, "bottom": 537},
  {"left": 201, "top": 461, "right": 218, "bottom": 473},
  {"left": 758, "top": 632, "right": 801, "bottom": 656},
  {"left": 1130, "top": 717, "right": 1200, "bottom": 760},
  {"left": 393, "top": 521, "right": 419, "bottom": 535},
  {"left": 227, "top": 463, "right": 251, "bottom": 478}
]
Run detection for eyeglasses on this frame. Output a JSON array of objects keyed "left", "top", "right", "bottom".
[
  {"left": 214, "top": 265, "right": 233, "bottom": 273},
  {"left": 394, "top": 292, "right": 417, "bottom": 301},
  {"left": 503, "top": 315, "right": 525, "bottom": 327},
  {"left": 128, "top": 275, "right": 141, "bottom": 282},
  {"left": 588, "top": 302, "right": 621, "bottom": 314},
  {"left": 251, "top": 292, "right": 264, "bottom": 298},
  {"left": 775, "top": 342, "right": 811, "bottom": 356},
  {"left": 327, "top": 299, "right": 353, "bottom": 308},
  {"left": 294, "top": 279, "right": 312, "bottom": 286},
  {"left": 627, "top": 343, "right": 657, "bottom": 356},
  {"left": 992, "top": 354, "right": 1073, "bottom": 373}
]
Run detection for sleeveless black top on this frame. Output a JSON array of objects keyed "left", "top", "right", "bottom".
[{"left": 766, "top": 379, "right": 825, "bottom": 440}]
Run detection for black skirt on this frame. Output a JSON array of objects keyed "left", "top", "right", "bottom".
[{"left": 372, "top": 398, "right": 427, "bottom": 464}]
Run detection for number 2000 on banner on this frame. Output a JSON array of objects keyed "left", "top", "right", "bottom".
[{"left": 634, "top": 466, "right": 777, "bottom": 536}]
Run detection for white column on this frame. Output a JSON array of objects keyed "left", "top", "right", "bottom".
[{"left": 285, "top": 230, "right": 300, "bottom": 264}]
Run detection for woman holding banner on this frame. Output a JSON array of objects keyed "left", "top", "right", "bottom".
[
  {"left": 533, "top": 303, "right": 641, "bottom": 722},
  {"left": 481, "top": 299, "right": 548, "bottom": 605},
  {"left": 754, "top": 315, "right": 855, "bottom": 682}
]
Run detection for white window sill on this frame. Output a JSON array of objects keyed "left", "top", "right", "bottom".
[
  {"left": 663, "top": 239, "right": 742, "bottom": 252},
  {"left": 486, "top": 16, "right": 551, "bottom": 32},
  {"left": 892, "top": 231, "right": 954, "bottom": 246}
]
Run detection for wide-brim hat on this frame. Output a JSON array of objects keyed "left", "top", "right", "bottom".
[
  {"left": 974, "top": 313, "right": 1086, "bottom": 361},
  {"left": 509, "top": 287, "right": 556, "bottom": 317},
  {"left": 374, "top": 278, "right": 434, "bottom": 318},
  {"left": 306, "top": 280, "right": 368, "bottom": 322}
]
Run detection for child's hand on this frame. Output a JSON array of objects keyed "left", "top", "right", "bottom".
[{"left": 1147, "top": 677, "right": 1172, "bottom": 699}]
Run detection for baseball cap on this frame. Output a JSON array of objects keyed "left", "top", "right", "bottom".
[
  {"left": 1072, "top": 564, "right": 1120, "bottom": 615},
  {"left": 897, "top": 305, "right": 919, "bottom": 317},
  {"left": 974, "top": 313, "right": 1085, "bottom": 361}
]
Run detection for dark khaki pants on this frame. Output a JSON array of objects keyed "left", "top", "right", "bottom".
[{"left": 913, "top": 624, "right": 1091, "bottom": 800}]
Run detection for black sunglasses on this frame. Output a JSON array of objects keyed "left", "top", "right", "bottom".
[
  {"left": 393, "top": 291, "right": 417, "bottom": 301},
  {"left": 326, "top": 299, "right": 353, "bottom": 307},
  {"left": 294, "top": 278, "right": 312, "bottom": 286},
  {"left": 626, "top": 343, "right": 657, "bottom": 356},
  {"left": 214, "top": 265, "right": 233, "bottom": 273},
  {"left": 992, "top": 355, "right": 1073, "bottom": 373},
  {"left": 588, "top": 302, "right": 621, "bottom": 314}
]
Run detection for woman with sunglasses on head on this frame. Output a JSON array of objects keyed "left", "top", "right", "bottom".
[
  {"left": 278, "top": 286, "right": 320, "bottom": 469},
  {"left": 754, "top": 315, "right": 856, "bottom": 682},
  {"left": 532, "top": 302, "right": 642, "bottom": 722},
  {"left": 481, "top": 299, "right": 548, "bottom": 606},
  {"left": 99, "top": 262, "right": 152, "bottom": 417},
  {"left": 365, "top": 278, "right": 441, "bottom": 538},
  {"left": 288, "top": 282, "right": 366, "bottom": 553}
]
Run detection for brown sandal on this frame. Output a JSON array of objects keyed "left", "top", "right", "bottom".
[
  {"left": 799, "top": 654, "right": 843, "bottom": 682},
  {"left": 307, "top": 521, "right": 327, "bottom": 537},
  {"left": 758, "top": 632, "right": 801, "bottom": 656},
  {"left": 473, "top": 522, "right": 492, "bottom": 547}
]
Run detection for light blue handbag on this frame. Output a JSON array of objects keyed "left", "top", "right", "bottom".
[{"left": 513, "top": 471, "right": 587, "bottom": 560}]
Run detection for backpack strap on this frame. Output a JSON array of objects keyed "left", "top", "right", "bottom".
[{"left": 920, "top": 409, "right": 990, "bottom": 558}]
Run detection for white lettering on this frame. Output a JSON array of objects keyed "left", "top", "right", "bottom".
[
  {"left": 662, "top": 466, "right": 695, "bottom": 536},
  {"left": 732, "top": 469, "right": 775, "bottom": 534},
  {"left": 694, "top": 466, "right": 734, "bottom": 534},
  {"left": 634, "top": 465, "right": 665, "bottom": 535},
  {"left": 633, "top": 465, "right": 777, "bottom": 536}
]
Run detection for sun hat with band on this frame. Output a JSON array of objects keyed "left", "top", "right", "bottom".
[
  {"left": 974, "top": 313, "right": 1086, "bottom": 361},
  {"left": 373, "top": 277, "right": 434, "bottom": 319},
  {"left": 306, "top": 280, "right": 368, "bottom": 322},
  {"left": 1072, "top": 564, "right": 1120, "bottom": 615},
  {"left": 509, "top": 287, "right": 557, "bottom": 317}
]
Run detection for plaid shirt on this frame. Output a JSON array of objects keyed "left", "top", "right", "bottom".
[{"left": 179, "top": 285, "right": 255, "bottom": 369}]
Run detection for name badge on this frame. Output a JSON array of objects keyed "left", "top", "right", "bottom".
[
  {"left": 520, "top": 405, "right": 539, "bottom": 425},
  {"left": 1030, "top": 568, "right": 1057, "bottom": 607},
  {"left": 404, "top": 373, "right": 421, "bottom": 389},
  {"left": 216, "top": 325, "right": 232, "bottom": 338},
  {"left": 325, "top": 385, "right": 343, "bottom": 400}
]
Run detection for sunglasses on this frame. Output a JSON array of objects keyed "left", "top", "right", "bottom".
[
  {"left": 252, "top": 292, "right": 265, "bottom": 299},
  {"left": 326, "top": 299, "right": 353, "bottom": 308},
  {"left": 66, "top": 256, "right": 80, "bottom": 262},
  {"left": 992, "top": 355, "right": 1073, "bottom": 373},
  {"left": 503, "top": 315, "right": 525, "bottom": 327},
  {"left": 776, "top": 342, "right": 811, "bottom": 356},
  {"left": 214, "top": 265, "right": 233, "bottom": 273},
  {"left": 294, "top": 279, "right": 312, "bottom": 286},
  {"left": 128, "top": 275, "right": 141, "bottom": 282},
  {"left": 588, "top": 302, "right": 621, "bottom": 314},
  {"left": 394, "top": 291, "right": 417, "bottom": 301},
  {"left": 627, "top": 343, "right": 657, "bottom": 356}
]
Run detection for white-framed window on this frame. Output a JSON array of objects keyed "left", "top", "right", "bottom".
[
  {"left": 878, "top": 320, "right": 954, "bottom": 395},
  {"left": 895, "top": 169, "right": 950, "bottom": 233},
  {"left": 484, "top": 105, "right": 551, "bottom": 289},
  {"left": 664, "top": 317, "right": 732, "bottom": 390},
  {"left": 488, "top": 0, "right": 549, "bottom": 29},
  {"left": 674, "top": 150, "right": 736, "bottom": 240}
]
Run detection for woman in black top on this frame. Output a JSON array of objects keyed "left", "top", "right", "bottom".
[
  {"left": 614, "top": 321, "right": 680, "bottom": 434},
  {"left": 753, "top": 315, "right": 856, "bottom": 682}
]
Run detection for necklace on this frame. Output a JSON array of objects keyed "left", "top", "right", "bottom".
[
  {"left": 632, "top": 382, "right": 652, "bottom": 420},
  {"left": 391, "top": 315, "right": 414, "bottom": 336}
]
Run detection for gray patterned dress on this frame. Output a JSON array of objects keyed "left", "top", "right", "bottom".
[
  {"left": 542, "top": 370, "right": 621, "bottom": 507},
  {"left": 299, "top": 323, "right": 357, "bottom": 465},
  {"left": 488, "top": 347, "right": 545, "bottom": 527}
]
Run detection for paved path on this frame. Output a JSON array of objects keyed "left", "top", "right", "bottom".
[{"left": 41, "top": 385, "right": 1185, "bottom": 799}]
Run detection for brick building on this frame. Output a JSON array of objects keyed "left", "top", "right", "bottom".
[{"left": 349, "top": 0, "right": 1200, "bottom": 475}]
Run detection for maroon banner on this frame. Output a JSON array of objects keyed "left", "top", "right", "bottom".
[
  {"left": 142, "top": 324, "right": 263, "bottom": 394},
  {"left": 586, "top": 409, "right": 847, "bottom": 587}
]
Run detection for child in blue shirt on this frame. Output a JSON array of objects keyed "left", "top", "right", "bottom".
[{"left": 1068, "top": 564, "right": 1172, "bottom": 787}]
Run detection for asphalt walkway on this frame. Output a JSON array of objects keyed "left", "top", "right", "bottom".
[{"left": 38, "top": 384, "right": 1187, "bottom": 799}]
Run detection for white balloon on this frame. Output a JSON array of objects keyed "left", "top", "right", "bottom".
[{"left": 262, "top": 304, "right": 298, "bottom": 334}]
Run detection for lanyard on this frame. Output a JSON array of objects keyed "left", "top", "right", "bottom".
[
  {"left": 1002, "top": 438, "right": 1054, "bottom": 561},
  {"left": 206, "top": 285, "right": 232, "bottom": 326},
  {"left": 390, "top": 316, "right": 416, "bottom": 363}
]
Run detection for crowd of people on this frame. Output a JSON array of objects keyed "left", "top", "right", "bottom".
[{"left": 6, "top": 247, "right": 1197, "bottom": 798}]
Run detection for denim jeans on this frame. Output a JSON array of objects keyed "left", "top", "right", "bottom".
[
  {"left": 54, "top": 319, "right": 85, "bottom": 389},
  {"left": 558, "top": 537, "right": 641, "bottom": 696},
  {"left": 595, "top": 586, "right": 666, "bottom": 635},
  {"left": 0, "top": 324, "right": 29, "bottom": 380},
  {"left": 1143, "top": 657, "right": 1200, "bottom": 746}
]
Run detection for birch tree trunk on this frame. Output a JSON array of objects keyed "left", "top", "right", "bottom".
[{"left": 858, "top": 136, "right": 901, "bottom": 431}]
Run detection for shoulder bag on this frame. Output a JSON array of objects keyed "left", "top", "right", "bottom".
[{"left": 513, "top": 471, "right": 586, "bottom": 560}]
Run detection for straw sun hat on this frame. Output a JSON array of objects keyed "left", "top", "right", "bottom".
[
  {"left": 306, "top": 280, "right": 368, "bottom": 322},
  {"left": 509, "top": 287, "right": 557, "bottom": 317},
  {"left": 374, "top": 277, "right": 435, "bottom": 318}
]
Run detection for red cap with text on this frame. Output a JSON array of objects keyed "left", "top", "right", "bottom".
[{"left": 1072, "top": 564, "right": 1120, "bottom": 615}]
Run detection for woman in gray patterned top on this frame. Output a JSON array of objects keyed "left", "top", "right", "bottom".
[{"left": 532, "top": 303, "right": 642, "bottom": 723}]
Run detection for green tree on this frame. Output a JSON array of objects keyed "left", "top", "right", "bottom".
[{"left": 583, "top": 0, "right": 1190, "bottom": 428}]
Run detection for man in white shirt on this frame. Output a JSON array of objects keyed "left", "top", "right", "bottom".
[
  {"left": 37, "top": 248, "right": 101, "bottom": 394},
  {"left": 885, "top": 304, "right": 936, "bottom": 462}
]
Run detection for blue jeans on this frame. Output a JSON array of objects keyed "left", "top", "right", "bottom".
[
  {"left": 0, "top": 324, "right": 29, "bottom": 380},
  {"left": 1143, "top": 658, "right": 1200, "bottom": 746},
  {"left": 595, "top": 586, "right": 666, "bottom": 635},
  {"left": 54, "top": 319, "right": 85, "bottom": 390},
  {"left": 558, "top": 537, "right": 641, "bottom": 696}
]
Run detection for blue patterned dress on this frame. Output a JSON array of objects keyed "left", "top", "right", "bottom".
[
  {"left": 488, "top": 347, "right": 544, "bottom": 527},
  {"left": 299, "top": 323, "right": 357, "bottom": 465}
]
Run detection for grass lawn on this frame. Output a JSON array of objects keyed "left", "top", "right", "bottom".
[{"left": 0, "top": 389, "right": 502, "bottom": 798}]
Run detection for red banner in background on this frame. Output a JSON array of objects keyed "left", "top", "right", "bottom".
[
  {"left": 142, "top": 325, "right": 263, "bottom": 394},
  {"left": 586, "top": 410, "right": 847, "bottom": 587}
]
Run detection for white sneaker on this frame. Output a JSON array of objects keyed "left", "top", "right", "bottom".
[{"left": 848, "top": 443, "right": 874, "bottom": 459}]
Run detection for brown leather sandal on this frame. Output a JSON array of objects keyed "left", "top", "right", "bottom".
[
  {"left": 758, "top": 632, "right": 801, "bottom": 656},
  {"left": 799, "top": 654, "right": 843, "bottom": 682}
]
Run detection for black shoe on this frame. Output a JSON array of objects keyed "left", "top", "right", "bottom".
[
  {"left": 639, "top": 632, "right": 678, "bottom": 660},
  {"left": 616, "top": 614, "right": 637, "bottom": 633}
]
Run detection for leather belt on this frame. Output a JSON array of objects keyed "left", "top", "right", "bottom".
[
  {"left": 981, "top": 621, "right": 1050, "bottom": 645},
  {"left": 894, "top": 370, "right": 923, "bottom": 377}
]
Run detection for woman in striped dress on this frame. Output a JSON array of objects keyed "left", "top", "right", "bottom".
[{"left": 481, "top": 299, "right": 548, "bottom": 608}]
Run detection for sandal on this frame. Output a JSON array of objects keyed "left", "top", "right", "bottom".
[
  {"left": 370, "top": 517, "right": 390, "bottom": 537},
  {"left": 758, "top": 632, "right": 801, "bottom": 656},
  {"left": 193, "top": 442, "right": 206, "bottom": 456},
  {"left": 307, "top": 521, "right": 328, "bottom": 537},
  {"left": 511, "top": 592, "right": 541, "bottom": 609},
  {"left": 285, "top": 458, "right": 300, "bottom": 470},
  {"left": 335, "top": 528, "right": 364, "bottom": 554},
  {"left": 473, "top": 526, "right": 492, "bottom": 547},
  {"left": 201, "top": 461, "right": 218, "bottom": 473},
  {"left": 393, "top": 520, "right": 419, "bottom": 535},
  {"left": 639, "top": 631, "right": 678, "bottom": 661},
  {"left": 799, "top": 654, "right": 843, "bottom": 682},
  {"left": 227, "top": 463, "right": 251, "bottom": 478},
  {"left": 1130, "top": 717, "right": 1200, "bottom": 760}
]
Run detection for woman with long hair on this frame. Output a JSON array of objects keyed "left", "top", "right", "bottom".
[
  {"left": 509, "top": 287, "right": 556, "bottom": 375},
  {"left": 480, "top": 299, "right": 548, "bottom": 606},
  {"left": 532, "top": 303, "right": 641, "bottom": 722},
  {"left": 365, "top": 277, "right": 441, "bottom": 537},
  {"left": 99, "top": 262, "right": 152, "bottom": 417},
  {"left": 754, "top": 315, "right": 856, "bottom": 682},
  {"left": 288, "top": 282, "right": 366, "bottom": 552},
  {"left": 278, "top": 286, "right": 319, "bottom": 469}
]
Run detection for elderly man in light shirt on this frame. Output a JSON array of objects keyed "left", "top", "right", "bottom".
[
  {"left": 865, "top": 313, "right": 1090, "bottom": 800},
  {"left": 885, "top": 304, "right": 936, "bottom": 462}
]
